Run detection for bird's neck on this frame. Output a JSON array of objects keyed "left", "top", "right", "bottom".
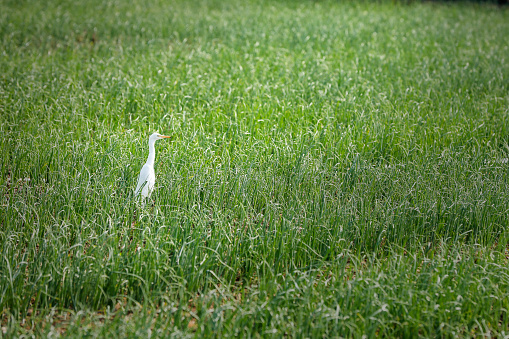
[{"left": 146, "top": 139, "right": 156, "bottom": 166}]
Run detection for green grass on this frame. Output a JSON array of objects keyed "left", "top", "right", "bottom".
[{"left": 1, "top": 0, "right": 509, "bottom": 337}]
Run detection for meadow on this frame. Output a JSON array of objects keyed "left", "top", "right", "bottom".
[{"left": 1, "top": 0, "right": 509, "bottom": 337}]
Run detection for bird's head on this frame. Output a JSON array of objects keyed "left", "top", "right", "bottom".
[{"left": 149, "top": 132, "right": 171, "bottom": 142}]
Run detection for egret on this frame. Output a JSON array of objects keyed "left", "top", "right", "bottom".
[{"left": 134, "top": 132, "right": 171, "bottom": 205}]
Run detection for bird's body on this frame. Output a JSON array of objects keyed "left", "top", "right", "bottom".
[
  {"left": 134, "top": 133, "right": 171, "bottom": 205},
  {"left": 135, "top": 163, "right": 156, "bottom": 199}
]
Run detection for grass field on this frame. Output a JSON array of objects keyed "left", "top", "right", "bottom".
[{"left": 1, "top": 0, "right": 509, "bottom": 337}]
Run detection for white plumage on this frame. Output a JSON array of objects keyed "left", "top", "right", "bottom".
[{"left": 134, "top": 132, "right": 171, "bottom": 205}]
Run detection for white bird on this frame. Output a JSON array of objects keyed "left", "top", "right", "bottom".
[{"left": 134, "top": 132, "right": 171, "bottom": 205}]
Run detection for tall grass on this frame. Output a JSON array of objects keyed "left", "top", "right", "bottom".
[{"left": 1, "top": 0, "right": 509, "bottom": 336}]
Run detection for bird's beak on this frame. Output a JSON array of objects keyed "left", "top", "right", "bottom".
[{"left": 160, "top": 135, "right": 171, "bottom": 139}]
